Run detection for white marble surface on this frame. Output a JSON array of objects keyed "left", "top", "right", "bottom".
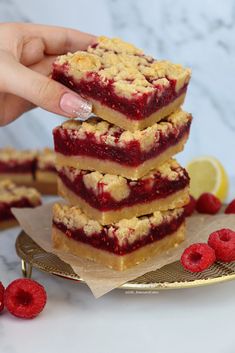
[
  {"left": 0, "top": 0, "right": 235, "bottom": 174},
  {"left": 1, "top": 1, "right": 235, "bottom": 352},
  {"left": 1, "top": 224, "right": 235, "bottom": 353},
  {"left": 1, "top": 194, "right": 235, "bottom": 353}
]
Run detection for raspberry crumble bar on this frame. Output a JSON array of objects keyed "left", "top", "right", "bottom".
[
  {"left": 35, "top": 148, "right": 57, "bottom": 194},
  {"left": 52, "top": 36, "right": 191, "bottom": 131},
  {"left": 52, "top": 203, "right": 185, "bottom": 270},
  {"left": 0, "top": 180, "right": 41, "bottom": 230},
  {"left": 53, "top": 110, "right": 191, "bottom": 179},
  {"left": 0, "top": 148, "right": 36, "bottom": 185},
  {"left": 57, "top": 159, "right": 189, "bottom": 224}
]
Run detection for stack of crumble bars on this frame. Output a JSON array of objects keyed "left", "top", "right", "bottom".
[
  {"left": 51, "top": 37, "right": 192, "bottom": 271},
  {"left": 0, "top": 147, "right": 57, "bottom": 194},
  {"left": 0, "top": 179, "right": 41, "bottom": 230}
]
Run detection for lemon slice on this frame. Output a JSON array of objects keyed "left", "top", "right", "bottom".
[{"left": 186, "top": 156, "right": 229, "bottom": 202}]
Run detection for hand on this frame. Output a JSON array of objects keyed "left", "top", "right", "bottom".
[{"left": 0, "top": 22, "right": 96, "bottom": 126}]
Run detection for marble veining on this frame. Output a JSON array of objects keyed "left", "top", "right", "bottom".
[
  {"left": 0, "top": 0, "right": 235, "bottom": 176},
  {"left": 1, "top": 2, "right": 235, "bottom": 352},
  {"left": 1, "top": 225, "right": 235, "bottom": 353}
]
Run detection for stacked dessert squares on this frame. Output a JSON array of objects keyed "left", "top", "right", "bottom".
[
  {"left": 0, "top": 147, "right": 57, "bottom": 194},
  {"left": 51, "top": 36, "right": 192, "bottom": 271},
  {"left": 0, "top": 179, "right": 41, "bottom": 230},
  {"left": 0, "top": 147, "right": 37, "bottom": 185}
]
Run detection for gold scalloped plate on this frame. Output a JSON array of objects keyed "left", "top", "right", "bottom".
[{"left": 15, "top": 231, "right": 235, "bottom": 290}]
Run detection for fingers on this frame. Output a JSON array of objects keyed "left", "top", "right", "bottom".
[
  {"left": 21, "top": 23, "right": 97, "bottom": 55},
  {"left": 29, "top": 55, "right": 57, "bottom": 75},
  {"left": 20, "top": 37, "right": 45, "bottom": 66},
  {"left": 1, "top": 53, "right": 92, "bottom": 120},
  {"left": 0, "top": 93, "right": 34, "bottom": 126},
  {"left": 0, "top": 23, "right": 96, "bottom": 124},
  {"left": 0, "top": 56, "right": 57, "bottom": 125}
]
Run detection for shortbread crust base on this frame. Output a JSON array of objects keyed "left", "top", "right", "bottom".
[
  {"left": 34, "top": 171, "right": 57, "bottom": 194},
  {"left": 35, "top": 171, "right": 57, "bottom": 184},
  {"left": 52, "top": 223, "right": 185, "bottom": 271},
  {"left": 0, "top": 173, "right": 57, "bottom": 194},
  {"left": 58, "top": 178, "right": 189, "bottom": 224},
  {"left": 90, "top": 92, "right": 186, "bottom": 131},
  {"left": 33, "top": 181, "right": 57, "bottom": 195},
  {"left": 0, "top": 219, "right": 18, "bottom": 231},
  {"left": 56, "top": 134, "right": 188, "bottom": 180},
  {"left": 0, "top": 173, "right": 33, "bottom": 185}
]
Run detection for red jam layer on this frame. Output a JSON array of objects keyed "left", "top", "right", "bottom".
[
  {"left": 0, "top": 160, "right": 36, "bottom": 174},
  {"left": 58, "top": 168, "right": 189, "bottom": 211},
  {"left": 0, "top": 160, "right": 56, "bottom": 176},
  {"left": 52, "top": 68, "right": 188, "bottom": 120},
  {"left": 0, "top": 199, "right": 41, "bottom": 222},
  {"left": 53, "top": 213, "right": 185, "bottom": 255},
  {"left": 53, "top": 120, "right": 191, "bottom": 167}
]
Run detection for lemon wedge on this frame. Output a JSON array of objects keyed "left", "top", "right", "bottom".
[{"left": 186, "top": 156, "right": 229, "bottom": 202}]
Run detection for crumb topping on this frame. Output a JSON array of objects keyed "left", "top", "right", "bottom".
[
  {"left": 0, "top": 179, "right": 41, "bottom": 204},
  {"left": 155, "top": 159, "right": 184, "bottom": 180},
  {"left": 0, "top": 147, "right": 37, "bottom": 163},
  {"left": 58, "top": 159, "right": 187, "bottom": 201},
  {"left": 37, "top": 148, "right": 56, "bottom": 170},
  {"left": 60, "top": 110, "right": 191, "bottom": 152},
  {"left": 59, "top": 165, "right": 84, "bottom": 182},
  {"left": 93, "top": 36, "right": 144, "bottom": 55},
  {"left": 53, "top": 203, "right": 184, "bottom": 245},
  {"left": 83, "top": 171, "right": 130, "bottom": 201},
  {"left": 53, "top": 203, "right": 102, "bottom": 234},
  {"left": 55, "top": 36, "right": 191, "bottom": 98}
]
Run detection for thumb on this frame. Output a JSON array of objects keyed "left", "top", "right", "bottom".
[{"left": 1, "top": 55, "right": 92, "bottom": 119}]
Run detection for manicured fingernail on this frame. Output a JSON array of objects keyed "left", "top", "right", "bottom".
[{"left": 60, "top": 93, "right": 92, "bottom": 120}]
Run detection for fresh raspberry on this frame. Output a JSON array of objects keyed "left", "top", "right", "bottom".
[
  {"left": 208, "top": 228, "right": 235, "bottom": 262},
  {"left": 181, "top": 243, "right": 216, "bottom": 272},
  {"left": 225, "top": 200, "right": 235, "bottom": 214},
  {"left": 5, "top": 279, "right": 47, "bottom": 319},
  {"left": 196, "top": 193, "right": 222, "bottom": 214},
  {"left": 0, "top": 282, "right": 5, "bottom": 313},
  {"left": 184, "top": 195, "right": 196, "bottom": 217}
]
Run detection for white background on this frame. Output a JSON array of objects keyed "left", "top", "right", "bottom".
[
  {"left": 1, "top": 0, "right": 235, "bottom": 175},
  {"left": 0, "top": 1, "right": 235, "bottom": 352}
]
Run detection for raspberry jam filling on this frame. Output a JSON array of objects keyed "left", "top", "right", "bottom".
[
  {"left": 0, "top": 160, "right": 36, "bottom": 174},
  {"left": 0, "top": 199, "right": 41, "bottom": 222},
  {"left": 53, "top": 121, "right": 191, "bottom": 167},
  {"left": 52, "top": 69, "right": 188, "bottom": 120},
  {"left": 54, "top": 213, "right": 185, "bottom": 255},
  {"left": 58, "top": 168, "right": 189, "bottom": 211}
]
